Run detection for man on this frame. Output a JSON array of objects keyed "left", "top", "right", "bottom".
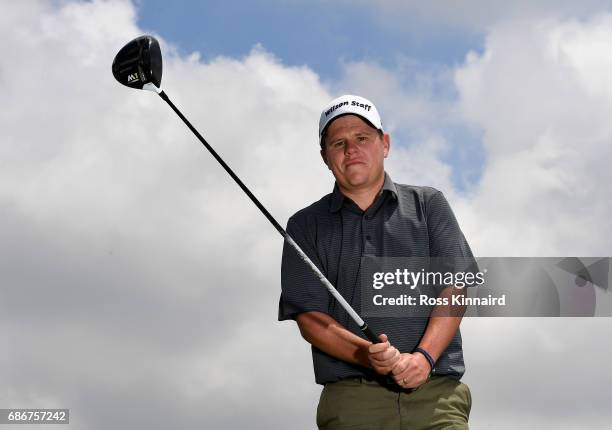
[{"left": 279, "top": 95, "right": 475, "bottom": 429}]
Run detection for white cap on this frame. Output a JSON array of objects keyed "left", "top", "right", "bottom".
[{"left": 318, "top": 94, "right": 383, "bottom": 140}]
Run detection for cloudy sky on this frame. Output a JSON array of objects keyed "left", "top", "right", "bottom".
[{"left": 1, "top": 0, "right": 612, "bottom": 428}]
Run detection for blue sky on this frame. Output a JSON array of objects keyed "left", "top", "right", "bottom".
[
  {"left": 135, "top": 0, "right": 486, "bottom": 191},
  {"left": 3, "top": 2, "right": 612, "bottom": 429},
  {"left": 136, "top": 0, "right": 482, "bottom": 80}
]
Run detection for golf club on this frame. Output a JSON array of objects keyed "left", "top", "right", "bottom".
[{"left": 111, "top": 35, "right": 383, "bottom": 344}]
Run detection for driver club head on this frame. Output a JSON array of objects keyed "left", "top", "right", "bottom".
[{"left": 112, "top": 35, "right": 162, "bottom": 90}]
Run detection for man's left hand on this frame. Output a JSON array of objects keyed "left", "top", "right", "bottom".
[
  {"left": 367, "top": 334, "right": 401, "bottom": 375},
  {"left": 390, "top": 352, "right": 431, "bottom": 389}
]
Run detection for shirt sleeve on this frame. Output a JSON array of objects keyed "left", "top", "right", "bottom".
[
  {"left": 426, "top": 191, "right": 478, "bottom": 277},
  {"left": 278, "top": 216, "right": 331, "bottom": 321}
]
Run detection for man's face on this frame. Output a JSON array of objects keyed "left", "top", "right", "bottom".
[{"left": 321, "top": 115, "right": 390, "bottom": 192}]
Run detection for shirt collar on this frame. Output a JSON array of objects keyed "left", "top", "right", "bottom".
[{"left": 329, "top": 171, "right": 398, "bottom": 213}]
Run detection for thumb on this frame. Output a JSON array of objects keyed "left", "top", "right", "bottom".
[{"left": 378, "top": 333, "right": 388, "bottom": 343}]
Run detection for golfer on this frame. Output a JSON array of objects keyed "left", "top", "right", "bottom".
[{"left": 279, "top": 95, "right": 475, "bottom": 429}]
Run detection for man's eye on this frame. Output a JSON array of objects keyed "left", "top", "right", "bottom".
[
  {"left": 358, "top": 136, "right": 368, "bottom": 142},
  {"left": 331, "top": 141, "right": 344, "bottom": 148}
]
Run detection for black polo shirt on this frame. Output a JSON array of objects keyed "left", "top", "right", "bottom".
[{"left": 279, "top": 172, "right": 475, "bottom": 385}]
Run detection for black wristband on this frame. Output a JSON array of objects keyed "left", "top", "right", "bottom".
[{"left": 413, "top": 347, "right": 435, "bottom": 372}]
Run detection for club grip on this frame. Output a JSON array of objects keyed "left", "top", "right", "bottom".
[
  {"left": 361, "top": 324, "right": 405, "bottom": 388},
  {"left": 361, "top": 323, "right": 381, "bottom": 343}
]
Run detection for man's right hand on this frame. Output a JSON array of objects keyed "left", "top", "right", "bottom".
[{"left": 367, "top": 334, "right": 400, "bottom": 375}]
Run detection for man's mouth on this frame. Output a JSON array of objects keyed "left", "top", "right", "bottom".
[{"left": 345, "top": 160, "right": 366, "bottom": 167}]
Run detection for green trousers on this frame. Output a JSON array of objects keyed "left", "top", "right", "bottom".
[{"left": 316, "top": 376, "right": 471, "bottom": 430}]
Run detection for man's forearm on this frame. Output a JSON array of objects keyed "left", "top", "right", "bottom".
[
  {"left": 417, "top": 287, "right": 466, "bottom": 364},
  {"left": 295, "top": 311, "right": 372, "bottom": 368}
]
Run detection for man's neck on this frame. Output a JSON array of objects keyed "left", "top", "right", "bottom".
[{"left": 339, "top": 174, "right": 386, "bottom": 212}]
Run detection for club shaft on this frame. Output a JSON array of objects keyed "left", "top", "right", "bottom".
[
  {"left": 157, "top": 90, "right": 380, "bottom": 343},
  {"left": 158, "top": 91, "right": 284, "bottom": 235}
]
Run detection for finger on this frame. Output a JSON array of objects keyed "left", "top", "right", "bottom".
[
  {"left": 397, "top": 377, "right": 410, "bottom": 388},
  {"left": 368, "top": 341, "right": 390, "bottom": 354},
  {"left": 370, "top": 349, "right": 392, "bottom": 361},
  {"left": 396, "top": 376, "right": 413, "bottom": 388},
  {"left": 387, "top": 348, "right": 401, "bottom": 362},
  {"left": 372, "top": 349, "right": 400, "bottom": 365},
  {"left": 391, "top": 360, "right": 409, "bottom": 375},
  {"left": 380, "top": 346, "right": 399, "bottom": 359},
  {"left": 390, "top": 354, "right": 414, "bottom": 372},
  {"left": 394, "top": 373, "right": 414, "bottom": 386},
  {"left": 384, "top": 354, "right": 401, "bottom": 367},
  {"left": 392, "top": 366, "right": 409, "bottom": 381},
  {"left": 371, "top": 357, "right": 399, "bottom": 369},
  {"left": 402, "top": 374, "right": 426, "bottom": 389},
  {"left": 394, "top": 365, "right": 428, "bottom": 388},
  {"left": 392, "top": 364, "right": 415, "bottom": 382},
  {"left": 382, "top": 347, "right": 399, "bottom": 359},
  {"left": 369, "top": 335, "right": 389, "bottom": 350}
]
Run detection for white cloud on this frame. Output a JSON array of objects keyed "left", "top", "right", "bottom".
[
  {"left": 2, "top": 1, "right": 612, "bottom": 429},
  {"left": 332, "top": 10, "right": 612, "bottom": 429},
  {"left": 0, "top": 1, "right": 330, "bottom": 429},
  {"left": 452, "top": 14, "right": 612, "bottom": 429},
  {"left": 455, "top": 15, "right": 612, "bottom": 256}
]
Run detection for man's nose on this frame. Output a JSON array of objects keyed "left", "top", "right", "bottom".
[{"left": 344, "top": 139, "right": 360, "bottom": 155}]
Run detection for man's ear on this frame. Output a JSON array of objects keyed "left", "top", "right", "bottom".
[
  {"left": 383, "top": 133, "right": 390, "bottom": 158},
  {"left": 320, "top": 149, "right": 330, "bottom": 169}
]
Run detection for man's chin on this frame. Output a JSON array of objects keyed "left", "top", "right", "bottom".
[
  {"left": 344, "top": 176, "right": 370, "bottom": 189},
  {"left": 340, "top": 172, "right": 386, "bottom": 190}
]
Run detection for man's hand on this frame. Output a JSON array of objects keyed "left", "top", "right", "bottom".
[
  {"left": 390, "top": 352, "right": 431, "bottom": 389},
  {"left": 367, "top": 334, "right": 400, "bottom": 375}
]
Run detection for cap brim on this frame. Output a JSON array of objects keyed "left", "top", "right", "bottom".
[{"left": 319, "top": 112, "right": 382, "bottom": 142}]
